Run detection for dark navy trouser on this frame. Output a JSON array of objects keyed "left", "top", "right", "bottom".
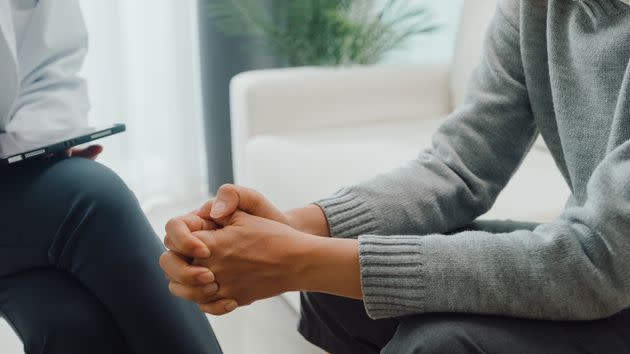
[
  {"left": 0, "top": 157, "right": 221, "bottom": 354},
  {"left": 298, "top": 221, "right": 630, "bottom": 354}
]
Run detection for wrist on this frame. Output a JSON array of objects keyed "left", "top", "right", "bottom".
[
  {"left": 285, "top": 204, "right": 331, "bottom": 237},
  {"left": 290, "top": 234, "right": 362, "bottom": 299}
]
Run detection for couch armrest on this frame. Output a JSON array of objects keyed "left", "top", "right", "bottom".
[{"left": 230, "top": 63, "right": 451, "bottom": 181}]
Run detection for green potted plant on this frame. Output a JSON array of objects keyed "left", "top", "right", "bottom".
[{"left": 205, "top": 0, "right": 437, "bottom": 66}]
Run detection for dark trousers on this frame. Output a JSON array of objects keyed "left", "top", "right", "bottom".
[
  {"left": 298, "top": 221, "right": 630, "bottom": 354},
  {"left": 0, "top": 157, "right": 221, "bottom": 354}
]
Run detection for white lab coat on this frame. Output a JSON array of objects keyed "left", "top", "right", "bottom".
[{"left": 0, "top": 0, "right": 88, "bottom": 132}]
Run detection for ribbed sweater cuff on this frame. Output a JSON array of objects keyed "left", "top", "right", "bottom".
[
  {"left": 358, "top": 235, "right": 426, "bottom": 319},
  {"left": 315, "top": 189, "right": 381, "bottom": 239}
]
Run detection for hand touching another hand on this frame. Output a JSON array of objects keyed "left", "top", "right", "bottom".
[
  {"left": 160, "top": 184, "right": 298, "bottom": 314},
  {"left": 181, "top": 210, "right": 361, "bottom": 315},
  {"left": 160, "top": 211, "right": 220, "bottom": 306},
  {"left": 162, "top": 183, "right": 329, "bottom": 259},
  {"left": 201, "top": 184, "right": 329, "bottom": 237},
  {"left": 188, "top": 211, "right": 313, "bottom": 315},
  {"left": 159, "top": 184, "right": 352, "bottom": 316},
  {"left": 161, "top": 184, "right": 290, "bottom": 274},
  {"left": 202, "top": 184, "right": 291, "bottom": 226}
]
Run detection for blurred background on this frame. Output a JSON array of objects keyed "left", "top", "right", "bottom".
[{"left": 80, "top": 0, "right": 461, "bottom": 209}]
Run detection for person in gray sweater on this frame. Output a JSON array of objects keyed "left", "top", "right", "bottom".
[{"left": 161, "top": 0, "right": 630, "bottom": 352}]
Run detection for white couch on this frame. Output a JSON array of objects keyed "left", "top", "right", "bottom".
[{"left": 229, "top": 0, "right": 570, "bottom": 352}]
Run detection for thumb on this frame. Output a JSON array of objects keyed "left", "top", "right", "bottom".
[
  {"left": 210, "top": 184, "right": 240, "bottom": 220},
  {"left": 210, "top": 184, "right": 286, "bottom": 226}
]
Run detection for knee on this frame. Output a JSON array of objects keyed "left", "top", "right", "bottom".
[
  {"left": 383, "top": 316, "right": 485, "bottom": 354},
  {"left": 43, "top": 159, "right": 149, "bottom": 261},
  {"left": 58, "top": 158, "right": 137, "bottom": 209},
  {"left": 37, "top": 158, "right": 144, "bottom": 230}
]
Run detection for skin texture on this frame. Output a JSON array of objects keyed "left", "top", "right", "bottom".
[
  {"left": 67, "top": 144, "right": 103, "bottom": 160},
  {"left": 160, "top": 184, "right": 362, "bottom": 316}
]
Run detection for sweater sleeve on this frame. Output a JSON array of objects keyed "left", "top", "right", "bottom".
[
  {"left": 357, "top": 140, "right": 630, "bottom": 320},
  {"left": 317, "top": 0, "right": 630, "bottom": 321},
  {"left": 317, "top": 0, "right": 536, "bottom": 239}
]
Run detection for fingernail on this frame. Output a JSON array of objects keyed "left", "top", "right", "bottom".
[
  {"left": 198, "top": 272, "right": 214, "bottom": 284},
  {"left": 224, "top": 300, "right": 238, "bottom": 312},
  {"left": 204, "top": 283, "right": 219, "bottom": 294},
  {"left": 211, "top": 200, "right": 226, "bottom": 218},
  {"left": 194, "top": 247, "right": 210, "bottom": 259}
]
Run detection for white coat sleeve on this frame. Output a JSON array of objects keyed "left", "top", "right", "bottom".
[{"left": 7, "top": 0, "right": 89, "bottom": 131}]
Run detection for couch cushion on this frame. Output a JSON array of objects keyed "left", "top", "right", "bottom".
[{"left": 243, "top": 117, "right": 570, "bottom": 223}]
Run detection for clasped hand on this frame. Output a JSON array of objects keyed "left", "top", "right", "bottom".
[{"left": 159, "top": 185, "right": 310, "bottom": 315}]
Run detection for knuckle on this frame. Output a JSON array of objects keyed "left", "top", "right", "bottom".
[
  {"left": 200, "top": 304, "right": 220, "bottom": 315},
  {"left": 195, "top": 232, "right": 215, "bottom": 250},
  {"left": 167, "top": 282, "right": 179, "bottom": 296},
  {"left": 206, "top": 304, "right": 227, "bottom": 316},
  {"left": 181, "top": 238, "right": 196, "bottom": 252},
  {"left": 158, "top": 252, "right": 171, "bottom": 269},
  {"left": 250, "top": 188, "right": 264, "bottom": 201},
  {"left": 192, "top": 289, "right": 209, "bottom": 303},
  {"left": 197, "top": 293, "right": 215, "bottom": 304},
  {"left": 163, "top": 235, "right": 173, "bottom": 248},
  {"left": 217, "top": 184, "right": 235, "bottom": 195},
  {"left": 184, "top": 270, "right": 200, "bottom": 285},
  {"left": 171, "top": 284, "right": 196, "bottom": 301},
  {"left": 164, "top": 218, "right": 179, "bottom": 232},
  {"left": 248, "top": 189, "right": 264, "bottom": 206}
]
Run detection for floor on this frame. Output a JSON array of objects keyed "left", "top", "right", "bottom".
[
  {"left": 0, "top": 320, "right": 19, "bottom": 353},
  {"left": 0, "top": 197, "right": 320, "bottom": 354}
]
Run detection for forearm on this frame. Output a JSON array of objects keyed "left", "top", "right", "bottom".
[
  {"left": 291, "top": 234, "right": 362, "bottom": 299},
  {"left": 286, "top": 215, "right": 629, "bottom": 321},
  {"left": 286, "top": 204, "right": 330, "bottom": 237},
  {"left": 286, "top": 141, "right": 630, "bottom": 321}
]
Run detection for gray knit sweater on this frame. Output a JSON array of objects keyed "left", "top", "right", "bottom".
[{"left": 316, "top": 0, "right": 630, "bottom": 321}]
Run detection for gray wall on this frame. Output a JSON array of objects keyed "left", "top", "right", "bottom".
[{"left": 197, "top": 0, "right": 283, "bottom": 192}]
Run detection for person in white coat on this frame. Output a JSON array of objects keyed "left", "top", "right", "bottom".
[{"left": 0, "top": 1, "right": 221, "bottom": 353}]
